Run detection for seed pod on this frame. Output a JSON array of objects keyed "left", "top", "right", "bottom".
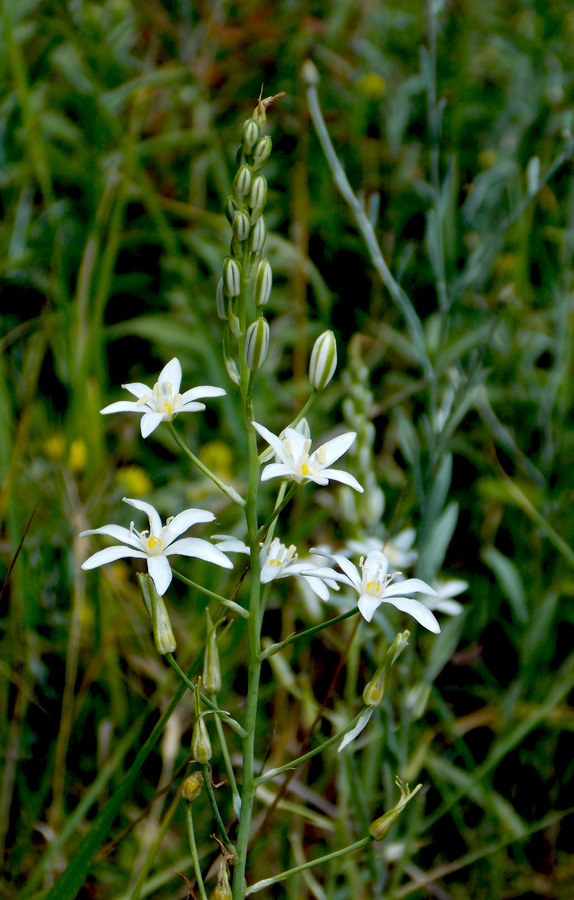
[
  {"left": 309, "top": 330, "right": 337, "bottom": 391},
  {"left": 181, "top": 771, "right": 204, "bottom": 802},
  {"left": 216, "top": 277, "right": 227, "bottom": 319},
  {"left": 242, "top": 117, "right": 260, "bottom": 153},
  {"left": 363, "top": 631, "right": 409, "bottom": 707},
  {"left": 137, "top": 574, "right": 176, "bottom": 655},
  {"left": 244, "top": 318, "right": 269, "bottom": 371},
  {"left": 232, "top": 210, "right": 251, "bottom": 243},
  {"left": 233, "top": 163, "right": 253, "bottom": 200},
  {"left": 222, "top": 257, "right": 241, "bottom": 297},
  {"left": 252, "top": 135, "right": 272, "bottom": 170},
  {"left": 254, "top": 258, "right": 272, "bottom": 307},
  {"left": 214, "top": 860, "right": 232, "bottom": 900},
  {"left": 202, "top": 610, "right": 222, "bottom": 695},
  {"left": 191, "top": 715, "right": 212, "bottom": 764},
  {"left": 369, "top": 778, "right": 422, "bottom": 841},
  {"left": 248, "top": 216, "right": 266, "bottom": 253},
  {"left": 224, "top": 195, "right": 239, "bottom": 225},
  {"left": 249, "top": 175, "right": 267, "bottom": 222}
]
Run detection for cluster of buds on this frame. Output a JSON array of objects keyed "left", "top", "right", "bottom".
[{"left": 217, "top": 102, "right": 274, "bottom": 381}]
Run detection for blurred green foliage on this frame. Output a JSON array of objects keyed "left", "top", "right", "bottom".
[{"left": 2, "top": 0, "right": 574, "bottom": 898}]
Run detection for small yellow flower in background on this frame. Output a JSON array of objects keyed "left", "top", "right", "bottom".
[
  {"left": 45, "top": 434, "right": 66, "bottom": 460},
  {"left": 198, "top": 440, "right": 234, "bottom": 480},
  {"left": 69, "top": 438, "right": 87, "bottom": 474},
  {"left": 116, "top": 466, "right": 153, "bottom": 497},
  {"left": 358, "top": 72, "right": 386, "bottom": 99}
]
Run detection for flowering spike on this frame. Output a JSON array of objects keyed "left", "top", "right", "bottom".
[
  {"left": 309, "top": 330, "right": 338, "bottom": 390},
  {"left": 244, "top": 318, "right": 270, "bottom": 371}
]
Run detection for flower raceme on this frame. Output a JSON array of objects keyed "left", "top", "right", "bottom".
[
  {"left": 309, "top": 549, "right": 440, "bottom": 632},
  {"left": 80, "top": 498, "right": 233, "bottom": 596},
  {"left": 100, "top": 358, "right": 225, "bottom": 438},
  {"left": 252, "top": 421, "right": 363, "bottom": 492}
]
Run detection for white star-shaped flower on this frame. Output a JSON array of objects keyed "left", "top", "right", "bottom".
[
  {"left": 252, "top": 421, "right": 363, "bottom": 492},
  {"left": 100, "top": 358, "right": 226, "bottom": 438},
  {"left": 309, "top": 549, "right": 440, "bottom": 631},
  {"left": 421, "top": 578, "right": 467, "bottom": 616},
  {"left": 80, "top": 498, "right": 233, "bottom": 595},
  {"left": 346, "top": 528, "right": 418, "bottom": 570},
  {"left": 212, "top": 535, "right": 339, "bottom": 600}
]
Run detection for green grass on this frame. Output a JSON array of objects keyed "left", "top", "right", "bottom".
[{"left": 1, "top": 0, "right": 574, "bottom": 898}]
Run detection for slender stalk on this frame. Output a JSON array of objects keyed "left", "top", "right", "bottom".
[
  {"left": 171, "top": 569, "right": 249, "bottom": 618},
  {"left": 164, "top": 654, "right": 247, "bottom": 738},
  {"left": 168, "top": 422, "right": 245, "bottom": 506},
  {"left": 244, "top": 836, "right": 372, "bottom": 895},
  {"left": 201, "top": 763, "right": 237, "bottom": 858},
  {"left": 255, "top": 482, "right": 298, "bottom": 540},
  {"left": 212, "top": 697, "right": 242, "bottom": 816},
  {"left": 259, "top": 607, "right": 358, "bottom": 660},
  {"left": 185, "top": 804, "right": 209, "bottom": 900}
]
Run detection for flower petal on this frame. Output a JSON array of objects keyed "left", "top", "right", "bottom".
[
  {"left": 260, "top": 463, "right": 293, "bottom": 482},
  {"left": 163, "top": 508, "right": 215, "bottom": 546},
  {"left": 80, "top": 524, "right": 142, "bottom": 550},
  {"left": 281, "top": 427, "right": 308, "bottom": 460},
  {"left": 385, "top": 578, "right": 437, "bottom": 598},
  {"left": 312, "top": 432, "right": 356, "bottom": 467},
  {"left": 141, "top": 412, "right": 166, "bottom": 438},
  {"left": 158, "top": 358, "right": 182, "bottom": 394},
  {"left": 338, "top": 707, "right": 374, "bottom": 752},
  {"left": 164, "top": 537, "right": 233, "bottom": 568},
  {"left": 179, "top": 385, "right": 226, "bottom": 404},
  {"left": 301, "top": 574, "right": 331, "bottom": 600},
  {"left": 382, "top": 596, "right": 441, "bottom": 633},
  {"left": 122, "top": 382, "right": 153, "bottom": 399},
  {"left": 147, "top": 555, "right": 173, "bottom": 595},
  {"left": 122, "top": 498, "right": 163, "bottom": 536},
  {"left": 212, "top": 535, "right": 249, "bottom": 554},
  {"left": 358, "top": 594, "right": 381, "bottom": 622},
  {"left": 100, "top": 400, "right": 143, "bottom": 415},
  {"left": 318, "top": 467, "right": 364, "bottom": 492},
  {"left": 176, "top": 402, "right": 205, "bottom": 414},
  {"left": 252, "top": 422, "right": 290, "bottom": 465},
  {"left": 333, "top": 554, "right": 363, "bottom": 590},
  {"left": 82, "top": 546, "right": 146, "bottom": 569}
]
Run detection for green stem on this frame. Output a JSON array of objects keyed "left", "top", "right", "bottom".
[
  {"left": 255, "top": 482, "right": 298, "bottom": 541},
  {"left": 165, "top": 654, "right": 247, "bottom": 738},
  {"left": 171, "top": 569, "right": 249, "bottom": 618},
  {"left": 212, "top": 696, "right": 242, "bottom": 817},
  {"left": 244, "top": 836, "right": 372, "bottom": 895},
  {"left": 201, "top": 763, "right": 237, "bottom": 859},
  {"left": 185, "top": 803, "right": 209, "bottom": 900},
  {"left": 168, "top": 422, "right": 245, "bottom": 506},
  {"left": 255, "top": 709, "right": 365, "bottom": 786},
  {"left": 259, "top": 607, "right": 359, "bottom": 661}
]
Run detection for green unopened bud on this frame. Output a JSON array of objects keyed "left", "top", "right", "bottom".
[
  {"left": 301, "top": 59, "right": 320, "bottom": 87},
  {"left": 249, "top": 175, "right": 267, "bottom": 222},
  {"left": 137, "top": 574, "right": 176, "bottom": 655},
  {"left": 369, "top": 777, "right": 422, "bottom": 841},
  {"left": 244, "top": 317, "right": 269, "bottom": 371},
  {"left": 254, "top": 258, "right": 272, "bottom": 306},
  {"left": 252, "top": 135, "right": 272, "bottom": 170},
  {"left": 233, "top": 163, "right": 253, "bottom": 200},
  {"left": 203, "top": 610, "right": 222, "bottom": 694},
  {"left": 182, "top": 771, "right": 204, "bottom": 802},
  {"left": 222, "top": 256, "right": 242, "bottom": 297},
  {"left": 216, "top": 277, "right": 227, "bottom": 319},
  {"left": 363, "top": 631, "right": 409, "bottom": 707},
  {"left": 224, "top": 195, "right": 239, "bottom": 225},
  {"left": 232, "top": 210, "right": 251, "bottom": 242},
  {"left": 192, "top": 685, "right": 212, "bottom": 764},
  {"left": 309, "top": 329, "right": 337, "bottom": 390},
  {"left": 248, "top": 216, "right": 266, "bottom": 253},
  {"left": 242, "top": 117, "right": 260, "bottom": 152},
  {"left": 214, "top": 860, "right": 232, "bottom": 900}
]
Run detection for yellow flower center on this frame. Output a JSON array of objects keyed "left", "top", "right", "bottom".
[
  {"left": 163, "top": 401, "right": 173, "bottom": 414},
  {"left": 147, "top": 536, "right": 162, "bottom": 551},
  {"left": 301, "top": 463, "right": 310, "bottom": 476},
  {"left": 366, "top": 581, "right": 381, "bottom": 594}
]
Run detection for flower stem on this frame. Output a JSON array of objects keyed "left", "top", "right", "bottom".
[
  {"left": 201, "top": 763, "right": 237, "bottom": 859},
  {"left": 171, "top": 569, "right": 249, "bottom": 619},
  {"left": 165, "top": 653, "right": 247, "bottom": 739},
  {"left": 168, "top": 422, "right": 245, "bottom": 506},
  {"left": 255, "top": 482, "right": 298, "bottom": 541},
  {"left": 185, "top": 803, "right": 209, "bottom": 900},
  {"left": 244, "top": 836, "right": 372, "bottom": 895},
  {"left": 259, "top": 607, "right": 359, "bottom": 661}
]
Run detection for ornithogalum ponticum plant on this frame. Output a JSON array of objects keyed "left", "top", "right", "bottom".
[{"left": 77, "top": 89, "right": 462, "bottom": 900}]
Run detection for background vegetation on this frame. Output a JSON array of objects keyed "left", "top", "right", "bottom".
[{"left": 2, "top": 0, "right": 574, "bottom": 897}]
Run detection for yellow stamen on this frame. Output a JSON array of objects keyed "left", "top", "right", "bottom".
[
  {"left": 301, "top": 463, "right": 310, "bottom": 476},
  {"left": 366, "top": 581, "right": 380, "bottom": 594},
  {"left": 147, "top": 536, "right": 162, "bottom": 551}
]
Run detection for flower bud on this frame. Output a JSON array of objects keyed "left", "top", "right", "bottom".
[
  {"left": 254, "top": 258, "right": 272, "bottom": 306},
  {"left": 224, "top": 195, "right": 239, "bottom": 225},
  {"left": 252, "top": 135, "right": 272, "bottom": 170},
  {"left": 249, "top": 175, "right": 267, "bottom": 222},
  {"left": 181, "top": 771, "right": 204, "bottom": 802},
  {"left": 137, "top": 574, "right": 176, "bottom": 655},
  {"left": 242, "top": 117, "right": 260, "bottom": 153},
  {"left": 301, "top": 59, "right": 320, "bottom": 86},
  {"left": 191, "top": 715, "right": 212, "bottom": 764},
  {"left": 232, "top": 210, "right": 251, "bottom": 242},
  {"left": 216, "top": 277, "right": 227, "bottom": 319},
  {"left": 214, "top": 860, "right": 232, "bottom": 900},
  {"left": 369, "top": 778, "right": 422, "bottom": 841},
  {"left": 309, "top": 330, "right": 337, "bottom": 391},
  {"left": 222, "top": 256, "right": 242, "bottom": 297},
  {"left": 202, "top": 610, "right": 222, "bottom": 695},
  {"left": 244, "top": 318, "right": 269, "bottom": 371},
  {"left": 233, "top": 163, "right": 252, "bottom": 200},
  {"left": 248, "top": 216, "right": 266, "bottom": 253},
  {"left": 363, "top": 631, "right": 409, "bottom": 707}
]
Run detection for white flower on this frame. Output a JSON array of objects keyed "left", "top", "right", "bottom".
[
  {"left": 80, "top": 498, "right": 233, "bottom": 595},
  {"left": 252, "top": 421, "right": 363, "bottom": 492},
  {"left": 309, "top": 549, "right": 440, "bottom": 632},
  {"left": 346, "top": 528, "right": 418, "bottom": 570},
  {"left": 212, "top": 535, "right": 339, "bottom": 600},
  {"left": 100, "top": 358, "right": 226, "bottom": 438},
  {"left": 421, "top": 578, "right": 467, "bottom": 616}
]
